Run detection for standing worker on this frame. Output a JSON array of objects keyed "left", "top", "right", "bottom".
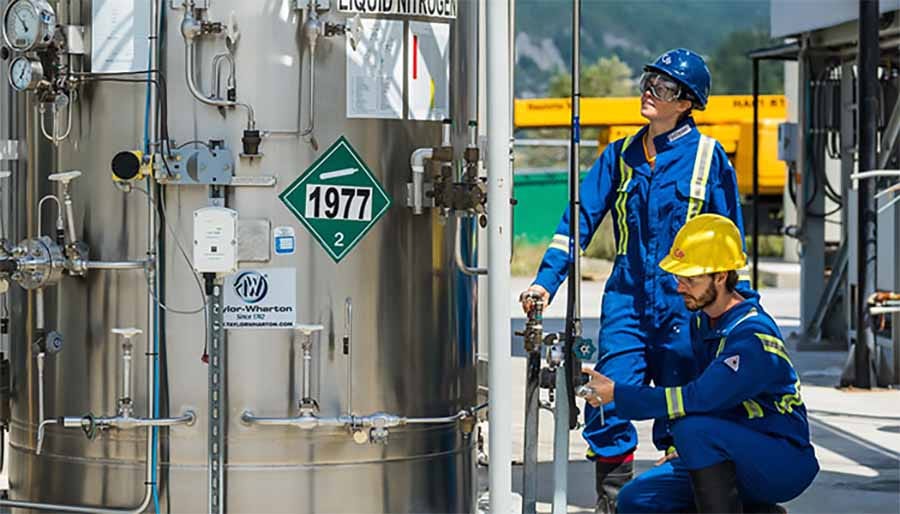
[
  {"left": 580, "top": 214, "right": 819, "bottom": 513},
  {"left": 520, "top": 48, "right": 747, "bottom": 513}
]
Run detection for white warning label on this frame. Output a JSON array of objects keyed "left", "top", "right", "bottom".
[
  {"left": 347, "top": 18, "right": 404, "bottom": 119},
  {"left": 407, "top": 21, "right": 450, "bottom": 121},
  {"left": 337, "top": 0, "right": 457, "bottom": 19}
]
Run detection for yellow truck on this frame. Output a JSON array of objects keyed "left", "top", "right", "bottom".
[{"left": 514, "top": 95, "right": 787, "bottom": 233}]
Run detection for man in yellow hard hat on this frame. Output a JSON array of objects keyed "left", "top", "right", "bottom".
[{"left": 580, "top": 214, "right": 819, "bottom": 513}]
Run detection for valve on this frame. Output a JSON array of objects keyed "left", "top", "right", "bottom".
[
  {"left": 515, "top": 292, "right": 544, "bottom": 353},
  {"left": 33, "top": 330, "right": 63, "bottom": 355},
  {"left": 573, "top": 336, "right": 596, "bottom": 361}
]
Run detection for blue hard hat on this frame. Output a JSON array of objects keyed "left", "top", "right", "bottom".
[{"left": 644, "top": 48, "right": 711, "bottom": 111}]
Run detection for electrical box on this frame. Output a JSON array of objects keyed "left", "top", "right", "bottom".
[
  {"left": 777, "top": 122, "right": 799, "bottom": 164},
  {"left": 193, "top": 207, "right": 238, "bottom": 273}
]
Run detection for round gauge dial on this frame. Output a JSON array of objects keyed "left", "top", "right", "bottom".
[
  {"left": 8, "top": 56, "right": 42, "bottom": 92},
  {"left": 2, "top": 0, "right": 55, "bottom": 51}
]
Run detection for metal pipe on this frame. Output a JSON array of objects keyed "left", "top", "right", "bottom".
[
  {"left": 344, "top": 297, "right": 353, "bottom": 414},
  {"left": 455, "top": 216, "right": 487, "bottom": 275},
  {"left": 36, "top": 351, "right": 45, "bottom": 433},
  {"left": 241, "top": 409, "right": 475, "bottom": 429},
  {"left": 211, "top": 53, "right": 235, "bottom": 99},
  {"left": 36, "top": 194, "right": 62, "bottom": 239},
  {"left": 879, "top": 88, "right": 900, "bottom": 169},
  {"left": 299, "top": 7, "right": 321, "bottom": 146},
  {"left": 552, "top": 364, "right": 569, "bottom": 513},
  {"left": 521, "top": 352, "right": 540, "bottom": 514},
  {"left": 752, "top": 58, "right": 760, "bottom": 290},
  {"left": 35, "top": 289, "right": 44, "bottom": 330},
  {"left": 486, "top": 0, "right": 514, "bottom": 509},
  {"left": 35, "top": 419, "right": 56, "bottom": 455},
  {"left": 62, "top": 191, "right": 76, "bottom": 245},
  {"left": 86, "top": 260, "right": 148, "bottom": 270},
  {"left": 410, "top": 148, "right": 433, "bottom": 215},
  {"left": 855, "top": 0, "right": 879, "bottom": 388},
  {"left": 62, "top": 411, "right": 196, "bottom": 431},
  {"left": 850, "top": 169, "right": 900, "bottom": 184},
  {"left": 183, "top": 42, "right": 255, "bottom": 128},
  {"left": 554, "top": 2, "right": 581, "bottom": 511}
]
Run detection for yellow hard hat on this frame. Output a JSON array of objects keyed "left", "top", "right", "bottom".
[{"left": 659, "top": 214, "right": 746, "bottom": 277}]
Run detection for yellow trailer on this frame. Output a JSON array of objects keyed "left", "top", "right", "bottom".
[{"left": 514, "top": 95, "right": 787, "bottom": 198}]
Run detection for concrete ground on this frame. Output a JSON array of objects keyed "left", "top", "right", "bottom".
[{"left": 479, "top": 277, "right": 900, "bottom": 513}]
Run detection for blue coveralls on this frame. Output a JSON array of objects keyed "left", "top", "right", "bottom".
[
  {"left": 614, "top": 293, "right": 820, "bottom": 513},
  {"left": 533, "top": 116, "right": 745, "bottom": 457}
]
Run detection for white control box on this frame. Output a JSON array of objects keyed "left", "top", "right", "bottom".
[{"left": 193, "top": 207, "right": 239, "bottom": 273}]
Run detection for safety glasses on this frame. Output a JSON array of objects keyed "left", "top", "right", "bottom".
[{"left": 640, "top": 72, "right": 682, "bottom": 103}]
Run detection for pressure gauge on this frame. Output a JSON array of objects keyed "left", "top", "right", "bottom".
[
  {"left": 2, "top": 0, "right": 56, "bottom": 52},
  {"left": 8, "top": 56, "right": 43, "bottom": 92}
]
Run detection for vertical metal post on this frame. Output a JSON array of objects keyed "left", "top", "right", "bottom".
[
  {"left": 551, "top": 365, "right": 569, "bottom": 514},
  {"left": 751, "top": 58, "right": 760, "bottom": 290},
  {"left": 855, "top": 0, "right": 879, "bottom": 388},
  {"left": 486, "top": 0, "right": 513, "bottom": 510},
  {"left": 521, "top": 353, "right": 540, "bottom": 514},
  {"left": 798, "top": 42, "right": 826, "bottom": 343},
  {"left": 207, "top": 278, "right": 226, "bottom": 514}
]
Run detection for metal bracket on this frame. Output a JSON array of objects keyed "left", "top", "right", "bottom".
[
  {"left": 63, "top": 26, "right": 86, "bottom": 55},
  {"left": 207, "top": 279, "right": 225, "bottom": 514},
  {"left": 158, "top": 144, "right": 235, "bottom": 186}
]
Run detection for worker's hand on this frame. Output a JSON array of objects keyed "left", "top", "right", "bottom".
[
  {"left": 581, "top": 367, "right": 615, "bottom": 407},
  {"left": 519, "top": 285, "right": 550, "bottom": 315},
  {"left": 655, "top": 449, "right": 679, "bottom": 466}
]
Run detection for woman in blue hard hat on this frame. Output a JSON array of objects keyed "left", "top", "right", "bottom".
[{"left": 519, "top": 48, "right": 748, "bottom": 513}]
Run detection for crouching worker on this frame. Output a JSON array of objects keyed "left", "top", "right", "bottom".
[{"left": 580, "top": 214, "right": 818, "bottom": 513}]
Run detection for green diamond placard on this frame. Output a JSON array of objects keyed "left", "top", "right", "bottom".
[{"left": 279, "top": 136, "right": 392, "bottom": 262}]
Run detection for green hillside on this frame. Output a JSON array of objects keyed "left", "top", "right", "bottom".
[{"left": 515, "top": 0, "right": 774, "bottom": 97}]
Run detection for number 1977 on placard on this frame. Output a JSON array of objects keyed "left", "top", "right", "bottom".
[{"left": 305, "top": 185, "right": 373, "bottom": 221}]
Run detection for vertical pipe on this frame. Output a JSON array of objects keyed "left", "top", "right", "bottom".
[
  {"left": 486, "top": 0, "right": 513, "bottom": 510},
  {"left": 521, "top": 353, "right": 539, "bottom": 514},
  {"left": 752, "top": 58, "right": 760, "bottom": 290},
  {"left": 855, "top": 0, "right": 879, "bottom": 388},
  {"left": 552, "top": 366, "right": 569, "bottom": 514}
]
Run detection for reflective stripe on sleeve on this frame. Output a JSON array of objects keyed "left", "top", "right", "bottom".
[
  {"left": 665, "top": 386, "right": 685, "bottom": 419},
  {"left": 755, "top": 333, "right": 793, "bottom": 366},
  {"left": 686, "top": 135, "right": 716, "bottom": 221},
  {"left": 548, "top": 233, "right": 570, "bottom": 253}
]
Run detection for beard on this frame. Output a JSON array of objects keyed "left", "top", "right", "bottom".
[{"left": 682, "top": 279, "right": 718, "bottom": 312}]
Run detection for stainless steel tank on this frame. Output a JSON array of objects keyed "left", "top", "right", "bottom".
[{"left": 3, "top": 0, "right": 480, "bottom": 512}]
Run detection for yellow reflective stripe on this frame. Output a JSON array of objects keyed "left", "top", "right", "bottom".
[
  {"left": 742, "top": 399, "right": 765, "bottom": 419},
  {"left": 775, "top": 379, "right": 804, "bottom": 414},
  {"left": 665, "top": 386, "right": 685, "bottom": 419},
  {"left": 716, "top": 337, "right": 727, "bottom": 357},
  {"left": 666, "top": 445, "right": 677, "bottom": 456},
  {"left": 615, "top": 136, "right": 635, "bottom": 255},
  {"left": 686, "top": 135, "right": 716, "bottom": 221},
  {"left": 755, "top": 333, "right": 793, "bottom": 366},
  {"left": 586, "top": 447, "right": 597, "bottom": 459},
  {"left": 548, "top": 234, "right": 570, "bottom": 253}
]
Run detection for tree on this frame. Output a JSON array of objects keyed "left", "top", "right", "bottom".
[
  {"left": 547, "top": 55, "right": 637, "bottom": 98},
  {"left": 708, "top": 29, "right": 784, "bottom": 94}
]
